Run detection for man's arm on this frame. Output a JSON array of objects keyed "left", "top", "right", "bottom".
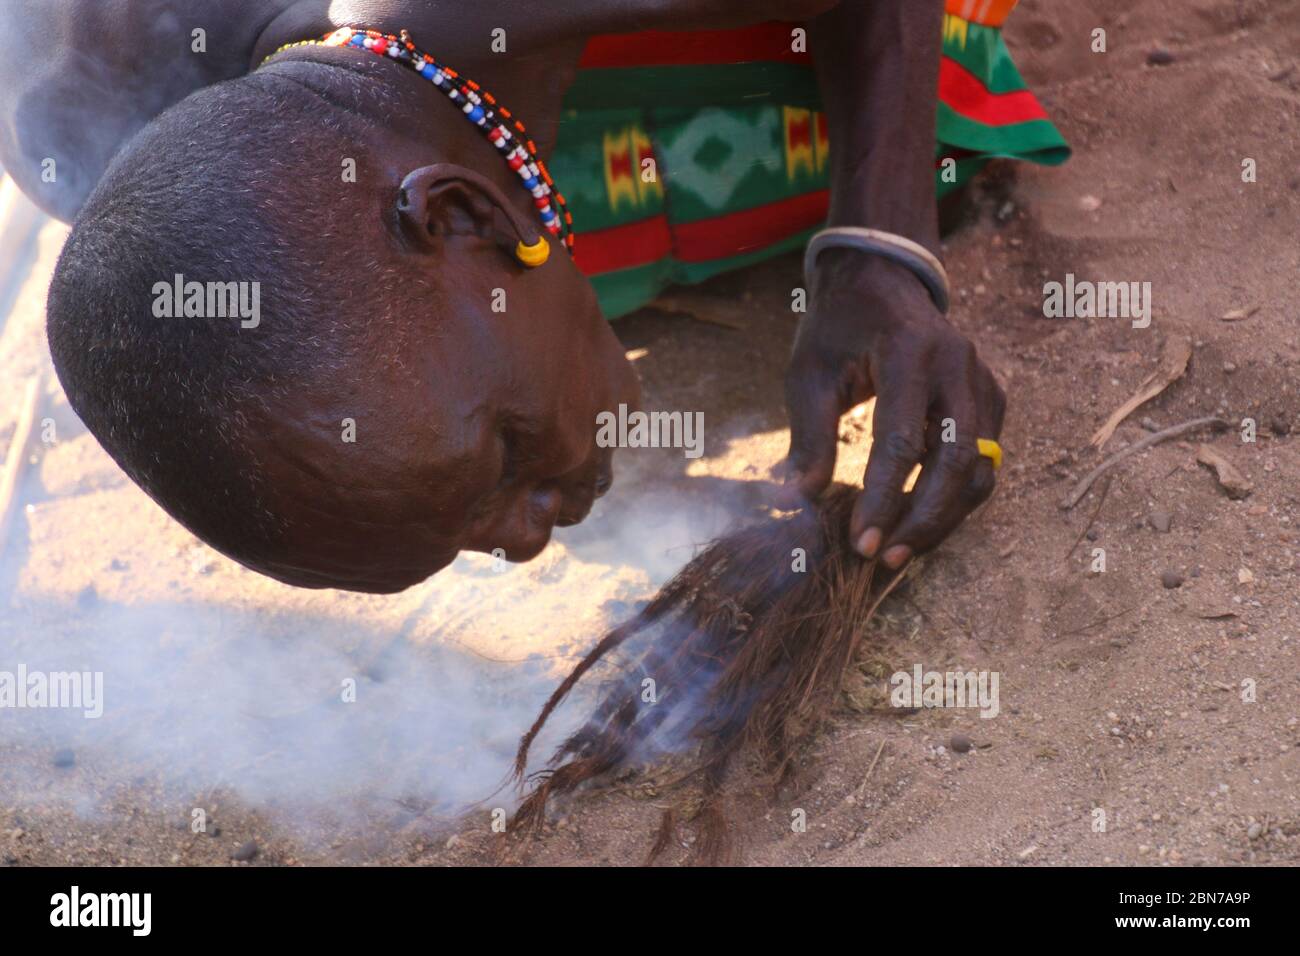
[
  {"left": 0, "top": 0, "right": 283, "bottom": 221},
  {"left": 785, "top": 0, "right": 1006, "bottom": 568},
  {"left": 813, "top": 0, "right": 942, "bottom": 254}
]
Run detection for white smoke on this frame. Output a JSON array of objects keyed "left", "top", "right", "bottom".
[{"left": 0, "top": 447, "right": 745, "bottom": 835}]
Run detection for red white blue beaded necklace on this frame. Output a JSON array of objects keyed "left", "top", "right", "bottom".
[{"left": 266, "top": 27, "right": 574, "bottom": 261}]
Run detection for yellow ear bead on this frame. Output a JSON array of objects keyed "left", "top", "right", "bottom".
[
  {"left": 977, "top": 438, "right": 1003, "bottom": 470},
  {"left": 515, "top": 237, "right": 550, "bottom": 267}
]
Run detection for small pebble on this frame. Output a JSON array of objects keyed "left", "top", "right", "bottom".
[
  {"left": 231, "top": 840, "right": 259, "bottom": 862},
  {"left": 950, "top": 733, "right": 972, "bottom": 754},
  {"left": 1147, "top": 48, "right": 1176, "bottom": 65},
  {"left": 1140, "top": 417, "right": 1160, "bottom": 431},
  {"left": 1161, "top": 570, "right": 1184, "bottom": 589},
  {"left": 1247, "top": 822, "right": 1263, "bottom": 840},
  {"left": 52, "top": 748, "right": 75, "bottom": 769},
  {"left": 1149, "top": 510, "right": 1173, "bottom": 533}
]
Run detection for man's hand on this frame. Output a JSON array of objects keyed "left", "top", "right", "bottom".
[{"left": 783, "top": 251, "right": 1005, "bottom": 568}]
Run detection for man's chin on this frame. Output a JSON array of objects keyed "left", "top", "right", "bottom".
[{"left": 474, "top": 531, "right": 554, "bottom": 564}]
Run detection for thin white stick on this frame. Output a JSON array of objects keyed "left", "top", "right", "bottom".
[{"left": 0, "top": 375, "right": 42, "bottom": 557}]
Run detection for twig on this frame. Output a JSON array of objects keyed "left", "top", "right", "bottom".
[
  {"left": 0, "top": 375, "right": 42, "bottom": 557},
  {"left": 1064, "top": 475, "right": 1111, "bottom": 560},
  {"left": 854, "top": 739, "right": 887, "bottom": 798},
  {"left": 648, "top": 297, "right": 746, "bottom": 331},
  {"left": 1060, "top": 416, "right": 1228, "bottom": 510},
  {"left": 1055, "top": 605, "right": 1139, "bottom": 640},
  {"left": 1090, "top": 336, "right": 1191, "bottom": 449}
]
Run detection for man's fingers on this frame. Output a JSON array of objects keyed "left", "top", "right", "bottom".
[
  {"left": 850, "top": 384, "right": 928, "bottom": 556},
  {"left": 877, "top": 364, "right": 1003, "bottom": 566},
  {"left": 880, "top": 442, "right": 993, "bottom": 567},
  {"left": 781, "top": 372, "right": 842, "bottom": 505}
]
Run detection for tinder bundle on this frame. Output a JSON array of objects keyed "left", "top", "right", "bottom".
[{"left": 511, "top": 485, "right": 904, "bottom": 863}]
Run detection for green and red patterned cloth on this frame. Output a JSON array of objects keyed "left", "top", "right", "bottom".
[{"left": 554, "top": 0, "right": 1069, "bottom": 318}]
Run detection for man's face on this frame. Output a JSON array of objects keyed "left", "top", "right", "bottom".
[
  {"left": 243, "top": 228, "right": 640, "bottom": 594},
  {"left": 177, "top": 58, "right": 642, "bottom": 593},
  {"left": 449, "top": 249, "right": 643, "bottom": 563}
]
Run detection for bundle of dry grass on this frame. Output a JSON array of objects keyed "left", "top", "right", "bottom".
[{"left": 510, "top": 484, "right": 909, "bottom": 863}]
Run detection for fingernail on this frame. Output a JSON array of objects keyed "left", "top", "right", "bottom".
[
  {"left": 883, "top": 544, "right": 912, "bottom": 569},
  {"left": 857, "top": 527, "right": 882, "bottom": 558}
]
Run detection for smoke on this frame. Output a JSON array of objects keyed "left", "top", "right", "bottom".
[{"left": 0, "top": 446, "right": 747, "bottom": 838}]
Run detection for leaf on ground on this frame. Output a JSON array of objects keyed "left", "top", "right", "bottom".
[
  {"left": 1221, "top": 305, "right": 1259, "bottom": 321},
  {"left": 1196, "top": 444, "right": 1253, "bottom": 499}
]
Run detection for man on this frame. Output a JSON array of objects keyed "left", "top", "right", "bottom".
[{"left": 0, "top": 0, "right": 1064, "bottom": 592}]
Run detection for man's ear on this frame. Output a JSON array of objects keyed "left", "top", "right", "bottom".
[{"left": 396, "top": 164, "right": 500, "bottom": 248}]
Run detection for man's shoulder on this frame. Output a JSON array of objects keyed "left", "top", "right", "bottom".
[{"left": 0, "top": 0, "right": 290, "bottom": 220}]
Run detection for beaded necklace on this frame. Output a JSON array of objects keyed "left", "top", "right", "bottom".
[{"left": 265, "top": 27, "right": 573, "bottom": 266}]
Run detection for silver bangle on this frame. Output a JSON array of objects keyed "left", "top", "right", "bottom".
[{"left": 803, "top": 227, "right": 951, "bottom": 314}]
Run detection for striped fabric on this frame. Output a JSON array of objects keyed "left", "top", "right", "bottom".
[{"left": 554, "top": 0, "right": 1069, "bottom": 318}]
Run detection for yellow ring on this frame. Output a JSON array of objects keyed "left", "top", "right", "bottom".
[
  {"left": 515, "top": 237, "right": 550, "bottom": 267},
  {"left": 977, "top": 438, "right": 1003, "bottom": 470}
]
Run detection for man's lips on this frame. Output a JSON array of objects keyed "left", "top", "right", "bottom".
[
  {"left": 555, "top": 454, "right": 613, "bottom": 526},
  {"left": 555, "top": 485, "right": 597, "bottom": 526}
]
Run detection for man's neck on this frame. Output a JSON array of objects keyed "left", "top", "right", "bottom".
[
  {"left": 253, "top": 4, "right": 586, "bottom": 158},
  {"left": 258, "top": 40, "right": 568, "bottom": 233}
]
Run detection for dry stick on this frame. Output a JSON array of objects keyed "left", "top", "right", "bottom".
[
  {"left": 1055, "top": 604, "right": 1139, "bottom": 641},
  {"left": 1060, "top": 416, "right": 1229, "bottom": 511},
  {"left": 854, "top": 739, "right": 887, "bottom": 799},
  {"left": 1064, "top": 475, "right": 1112, "bottom": 561},
  {"left": 0, "top": 375, "right": 41, "bottom": 558}
]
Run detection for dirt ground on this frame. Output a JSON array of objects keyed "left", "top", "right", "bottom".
[{"left": 1, "top": 0, "right": 1297, "bottom": 867}]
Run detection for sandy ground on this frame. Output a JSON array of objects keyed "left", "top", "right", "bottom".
[{"left": 1, "top": 0, "right": 1297, "bottom": 866}]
